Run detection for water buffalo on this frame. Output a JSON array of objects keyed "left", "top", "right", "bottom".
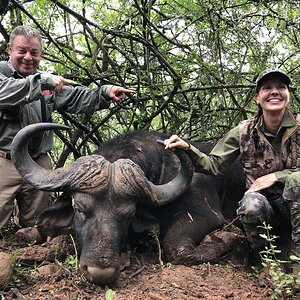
[{"left": 11, "top": 123, "right": 246, "bottom": 285}]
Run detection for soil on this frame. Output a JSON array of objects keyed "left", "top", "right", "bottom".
[{"left": 0, "top": 227, "right": 299, "bottom": 300}]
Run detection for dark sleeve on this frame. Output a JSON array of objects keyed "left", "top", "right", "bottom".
[
  {"left": 0, "top": 72, "right": 43, "bottom": 108},
  {"left": 187, "top": 126, "right": 241, "bottom": 175},
  {"left": 51, "top": 84, "right": 112, "bottom": 114}
]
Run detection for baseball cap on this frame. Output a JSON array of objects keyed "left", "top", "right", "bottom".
[{"left": 255, "top": 68, "right": 291, "bottom": 92}]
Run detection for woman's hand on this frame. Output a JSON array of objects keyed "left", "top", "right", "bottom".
[
  {"left": 247, "top": 173, "right": 278, "bottom": 193},
  {"left": 163, "top": 135, "right": 190, "bottom": 151}
]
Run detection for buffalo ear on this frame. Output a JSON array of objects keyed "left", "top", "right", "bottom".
[{"left": 36, "top": 192, "right": 74, "bottom": 238}]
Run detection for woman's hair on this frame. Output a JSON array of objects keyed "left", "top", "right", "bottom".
[
  {"left": 9, "top": 25, "right": 42, "bottom": 45},
  {"left": 254, "top": 105, "right": 263, "bottom": 119}
]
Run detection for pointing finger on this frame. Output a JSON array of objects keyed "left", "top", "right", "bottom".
[{"left": 62, "top": 78, "right": 79, "bottom": 86}]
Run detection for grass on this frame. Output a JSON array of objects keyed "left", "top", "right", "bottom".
[{"left": 259, "top": 222, "right": 300, "bottom": 299}]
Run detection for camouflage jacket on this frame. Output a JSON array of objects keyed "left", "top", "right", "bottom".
[
  {"left": 239, "top": 111, "right": 300, "bottom": 190},
  {"left": 187, "top": 110, "right": 300, "bottom": 191}
]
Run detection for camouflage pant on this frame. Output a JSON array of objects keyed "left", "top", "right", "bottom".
[
  {"left": 236, "top": 191, "right": 273, "bottom": 250},
  {"left": 283, "top": 172, "right": 300, "bottom": 248},
  {"left": 237, "top": 172, "right": 300, "bottom": 254}
]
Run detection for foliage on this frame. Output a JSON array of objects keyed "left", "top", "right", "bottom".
[
  {"left": 259, "top": 222, "right": 300, "bottom": 299},
  {"left": 105, "top": 289, "right": 116, "bottom": 300},
  {"left": 149, "top": 226, "right": 164, "bottom": 266},
  {"left": 64, "top": 254, "right": 78, "bottom": 270},
  {"left": 60, "top": 235, "right": 86, "bottom": 284},
  {"left": 1, "top": 0, "right": 300, "bottom": 165},
  {"left": 9, "top": 249, "right": 36, "bottom": 289}
]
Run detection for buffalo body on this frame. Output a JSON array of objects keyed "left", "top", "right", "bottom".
[{"left": 11, "top": 124, "right": 246, "bottom": 284}]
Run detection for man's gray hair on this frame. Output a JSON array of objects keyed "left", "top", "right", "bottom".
[{"left": 9, "top": 25, "right": 42, "bottom": 45}]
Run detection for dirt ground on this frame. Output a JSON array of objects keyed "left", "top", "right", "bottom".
[{"left": 0, "top": 227, "right": 299, "bottom": 300}]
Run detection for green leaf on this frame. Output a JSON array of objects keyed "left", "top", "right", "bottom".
[{"left": 105, "top": 289, "right": 115, "bottom": 300}]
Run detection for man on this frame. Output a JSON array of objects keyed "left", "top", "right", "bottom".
[{"left": 0, "top": 25, "right": 135, "bottom": 233}]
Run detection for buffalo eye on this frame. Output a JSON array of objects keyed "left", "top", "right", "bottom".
[
  {"left": 72, "top": 196, "right": 90, "bottom": 222},
  {"left": 74, "top": 208, "right": 86, "bottom": 221},
  {"left": 73, "top": 206, "right": 87, "bottom": 223}
]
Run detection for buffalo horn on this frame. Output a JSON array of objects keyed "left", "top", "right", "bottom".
[
  {"left": 10, "top": 123, "right": 72, "bottom": 191},
  {"left": 143, "top": 148, "right": 193, "bottom": 205},
  {"left": 112, "top": 148, "right": 193, "bottom": 206}
]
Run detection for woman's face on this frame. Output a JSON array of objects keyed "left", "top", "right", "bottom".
[{"left": 256, "top": 75, "right": 290, "bottom": 113}]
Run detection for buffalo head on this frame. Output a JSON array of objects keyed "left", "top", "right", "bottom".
[{"left": 11, "top": 123, "right": 193, "bottom": 284}]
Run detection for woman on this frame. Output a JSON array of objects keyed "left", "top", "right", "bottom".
[{"left": 164, "top": 68, "right": 300, "bottom": 268}]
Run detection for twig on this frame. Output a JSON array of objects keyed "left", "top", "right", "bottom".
[
  {"left": 129, "top": 265, "right": 146, "bottom": 278},
  {"left": 148, "top": 292, "right": 170, "bottom": 300},
  {"left": 223, "top": 216, "right": 239, "bottom": 230},
  {"left": 69, "top": 234, "right": 79, "bottom": 270}
]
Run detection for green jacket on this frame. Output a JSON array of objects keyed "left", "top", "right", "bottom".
[
  {"left": 0, "top": 61, "right": 113, "bottom": 157},
  {"left": 187, "top": 110, "right": 300, "bottom": 185}
]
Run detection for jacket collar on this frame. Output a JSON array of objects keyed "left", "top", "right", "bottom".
[{"left": 257, "top": 109, "right": 297, "bottom": 136}]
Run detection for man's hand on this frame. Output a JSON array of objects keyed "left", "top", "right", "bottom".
[
  {"left": 247, "top": 173, "right": 278, "bottom": 193},
  {"left": 51, "top": 75, "right": 78, "bottom": 92},
  {"left": 108, "top": 86, "right": 136, "bottom": 102}
]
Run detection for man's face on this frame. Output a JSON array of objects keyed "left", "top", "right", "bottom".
[{"left": 8, "top": 35, "right": 43, "bottom": 76}]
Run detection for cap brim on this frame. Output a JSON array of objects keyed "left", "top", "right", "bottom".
[{"left": 256, "top": 71, "right": 291, "bottom": 91}]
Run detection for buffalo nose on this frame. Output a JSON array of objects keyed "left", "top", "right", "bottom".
[{"left": 80, "top": 264, "right": 120, "bottom": 284}]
